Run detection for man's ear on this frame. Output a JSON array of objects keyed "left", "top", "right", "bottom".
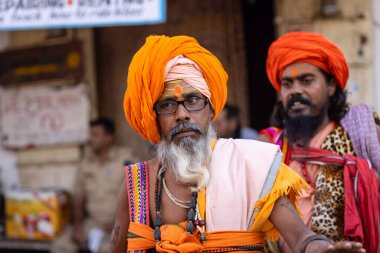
[
  {"left": 328, "top": 78, "right": 337, "bottom": 96},
  {"left": 155, "top": 119, "right": 162, "bottom": 134},
  {"left": 209, "top": 106, "right": 214, "bottom": 120}
]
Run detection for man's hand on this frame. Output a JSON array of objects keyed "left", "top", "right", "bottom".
[
  {"left": 321, "top": 241, "right": 365, "bottom": 253},
  {"left": 72, "top": 225, "right": 85, "bottom": 244},
  {"left": 308, "top": 241, "right": 366, "bottom": 253},
  {"left": 269, "top": 196, "right": 367, "bottom": 253}
]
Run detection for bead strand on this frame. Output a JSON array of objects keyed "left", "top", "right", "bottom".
[
  {"left": 186, "top": 192, "right": 197, "bottom": 234},
  {"left": 154, "top": 167, "right": 164, "bottom": 241}
]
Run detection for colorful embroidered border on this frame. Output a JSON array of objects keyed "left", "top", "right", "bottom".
[
  {"left": 126, "top": 162, "right": 150, "bottom": 253},
  {"left": 126, "top": 161, "right": 150, "bottom": 225}
]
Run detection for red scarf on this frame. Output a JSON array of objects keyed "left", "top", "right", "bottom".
[{"left": 291, "top": 146, "right": 380, "bottom": 252}]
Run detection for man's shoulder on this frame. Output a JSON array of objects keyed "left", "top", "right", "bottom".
[
  {"left": 215, "top": 138, "right": 280, "bottom": 156},
  {"left": 125, "top": 160, "right": 149, "bottom": 167},
  {"left": 343, "top": 103, "right": 376, "bottom": 121},
  {"left": 125, "top": 157, "right": 158, "bottom": 174},
  {"left": 212, "top": 139, "right": 283, "bottom": 179},
  {"left": 340, "top": 103, "right": 378, "bottom": 138}
]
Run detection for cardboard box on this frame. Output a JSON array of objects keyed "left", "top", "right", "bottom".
[{"left": 5, "top": 189, "right": 70, "bottom": 240}]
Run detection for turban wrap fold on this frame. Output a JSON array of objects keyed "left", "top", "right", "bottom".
[
  {"left": 266, "top": 31, "right": 349, "bottom": 92},
  {"left": 124, "top": 35, "right": 228, "bottom": 144}
]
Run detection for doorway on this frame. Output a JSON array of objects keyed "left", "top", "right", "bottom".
[{"left": 241, "top": 0, "right": 277, "bottom": 132}]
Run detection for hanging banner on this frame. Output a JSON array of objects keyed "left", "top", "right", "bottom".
[
  {"left": 0, "top": 0, "right": 166, "bottom": 31},
  {"left": 0, "top": 83, "right": 90, "bottom": 149}
]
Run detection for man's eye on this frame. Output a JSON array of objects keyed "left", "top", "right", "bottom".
[
  {"left": 302, "top": 78, "right": 313, "bottom": 85},
  {"left": 281, "top": 81, "right": 291, "bottom": 88},
  {"left": 186, "top": 96, "right": 201, "bottom": 105},
  {"left": 159, "top": 101, "right": 176, "bottom": 109}
]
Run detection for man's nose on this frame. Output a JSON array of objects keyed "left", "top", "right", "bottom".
[
  {"left": 289, "top": 81, "right": 303, "bottom": 96},
  {"left": 175, "top": 104, "right": 190, "bottom": 122}
]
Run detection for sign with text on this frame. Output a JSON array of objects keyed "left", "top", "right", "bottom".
[
  {"left": 0, "top": 0, "right": 166, "bottom": 31},
  {"left": 0, "top": 83, "right": 90, "bottom": 149}
]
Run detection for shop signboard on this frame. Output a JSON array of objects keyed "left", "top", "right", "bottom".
[
  {"left": 0, "top": 83, "right": 90, "bottom": 148},
  {"left": 0, "top": 0, "right": 166, "bottom": 30}
]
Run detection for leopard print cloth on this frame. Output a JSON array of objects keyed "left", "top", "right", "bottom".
[{"left": 310, "top": 125, "right": 355, "bottom": 242}]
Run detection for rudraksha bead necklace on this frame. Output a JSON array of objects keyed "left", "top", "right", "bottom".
[
  {"left": 154, "top": 166, "right": 206, "bottom": 242},
  {"left": 153, "top": 167, "right": 164, "bottom": 241}
]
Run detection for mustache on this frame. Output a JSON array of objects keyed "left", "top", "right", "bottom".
[
  {"left": 286, "top": 96, "right": 312, "bottom": 110},
  {"left": 169, "top": 121, "right": 203, "bottom": 137}
]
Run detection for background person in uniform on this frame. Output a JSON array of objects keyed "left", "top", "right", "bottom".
[
  {"left": 213, "top": 103, "right": 258, "bottom": 140},
  {"left": 52, "top": 117, "right": 133, "bottom": 253}
]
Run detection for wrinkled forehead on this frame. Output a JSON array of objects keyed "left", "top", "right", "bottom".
[{"left": 158, "top": 79, "right": 202, "bottom": 101}]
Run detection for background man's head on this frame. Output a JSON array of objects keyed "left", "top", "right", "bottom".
[
  {"left": 89, "top": 118, "right": 115, "bottom": 153},
  {"left": 213, "top": 104, "right": 240, "bottom": 138},
  {"left": 266, "top": 31, "right": 349, "bottom": 145}
]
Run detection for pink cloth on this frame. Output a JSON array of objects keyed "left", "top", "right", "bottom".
[
  {"left": 165, "top": 55, "right": 211, "bottom": 102},
  {"left": 206, "top": 138, "right": 281, "bottom": 231}
]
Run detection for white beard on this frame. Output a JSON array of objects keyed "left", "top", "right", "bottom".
[{"left": 157, "top": 124, "right": 216, "bottom": 192}]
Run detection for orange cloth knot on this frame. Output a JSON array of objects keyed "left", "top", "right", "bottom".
[{"left": 156, "top": 224, "right": 204, "bottom": 253}]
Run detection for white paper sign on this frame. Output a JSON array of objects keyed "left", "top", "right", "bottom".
[
  {"left": 0, "top": 84, "right": 90, "bottom": 148},
  {"left": 0, "top": 0, "right": 165, "bottom": 31}
]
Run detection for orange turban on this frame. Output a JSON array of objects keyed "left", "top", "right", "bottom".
[
  {"left": 124, "top": 35, "right": 228, "bottom": 144},
  {"left": 266, "top": 31, "right": 349, "bottom": 92}
]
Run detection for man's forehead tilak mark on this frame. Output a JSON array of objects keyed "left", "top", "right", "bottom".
[
  {"left": 291, "top": 68, "right": 298, "bottom": 79},
  {"left": 160, "top": 80, "right": 199, "bottom": 100}
]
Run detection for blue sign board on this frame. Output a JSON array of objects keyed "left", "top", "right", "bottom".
[{"left": 0, "top": 0, "right": 166, "bottom": 30}]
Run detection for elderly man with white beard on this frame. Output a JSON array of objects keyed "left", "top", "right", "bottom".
[{"left": 110, "top": 35, "right": 365, "bottom": 253}]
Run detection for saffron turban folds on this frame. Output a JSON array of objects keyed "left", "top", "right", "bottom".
[
  {"left": 266, "top": 31, "right": 349, "bottom": 92},
  {"left": 124, "top": 35, "right": 228, "bottom": 144}
]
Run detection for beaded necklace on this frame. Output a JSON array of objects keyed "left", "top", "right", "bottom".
[
  {"left": 162, "top": 177, "right": 190, "bottom": 208},
  {"left": 154, "top": 166, "right": 206, "bottom": 242}
]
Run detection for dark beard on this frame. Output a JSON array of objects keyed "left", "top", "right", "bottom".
[
  {"left": 282, "top": 95, "right": 327, "bottom": 146},
  {"left": 283, "top": 113, "right": 326, "bottom": 146}
]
